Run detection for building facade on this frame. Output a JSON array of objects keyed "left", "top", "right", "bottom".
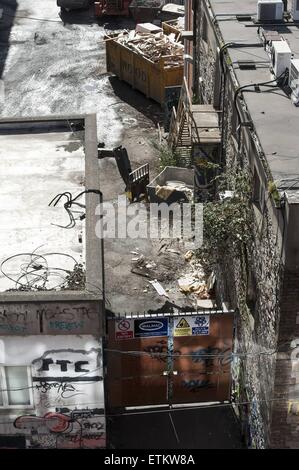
[
  {"left": 0, "top": 115, "right": 105, "bottom": 449},
  {"left": 173, "top": 0, "right": 299, "bottom": 448}
]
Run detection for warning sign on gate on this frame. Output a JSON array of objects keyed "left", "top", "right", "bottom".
[
  {"left": 115, "top": 319, "right": 134, "bottom": 340},
  {"left": 192, "top": 315, "right": 210, "bottom": 336},
  {"left": 134, "top": 318, "right": 168, "bottom": 338},
  {"left": 174, "top": 317, "right": 192, "bottom": 337},
  {"left": 174, "top": 315, "right": 210, "bottom": 337}
]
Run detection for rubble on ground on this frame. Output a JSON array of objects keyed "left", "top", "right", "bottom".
[{"left": 130, "top": 242, "right": 215, "bottom": 305}]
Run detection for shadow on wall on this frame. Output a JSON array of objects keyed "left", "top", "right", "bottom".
[{"left": 0, "top": 0, "right": 18, "bottom": 79}]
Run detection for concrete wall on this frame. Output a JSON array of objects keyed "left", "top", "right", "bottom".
[
  {"left": 0, "top": 335, "right": 105, "bottom": 449},
  {"left": 194, "top": 1, "right": 299, "bottom": 449},
  {"left": 0, "top": 115, "right": 105, "bottom": 448},
  {"left": 0, "top": 301, "right": 102, "bottom": 336}
]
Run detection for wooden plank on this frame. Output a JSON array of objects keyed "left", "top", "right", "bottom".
[
  {"left": 191, "top": 104, "right": 215, "bottom": 112},
  {"left": 193, "top": 113, "right": 219, "bottom": 128}
]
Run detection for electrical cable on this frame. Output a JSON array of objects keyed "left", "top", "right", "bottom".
[
  {"left": 0, "top": 366, "right": 102, "bottom": 393},
  {"left": 48, "top": 189, "right": 102, "bottom": 230},
  {"left": 104, "top": 348, "right": 282, "bottom": 359},
  {"left": 0, "top": 396, "right": 296, "bottom": 426},
  {"left": 0, "top": 338, "right": 295, "bottom": 394},
  {"left": 218, "top": 42, "right": 264, "bottom": 166},
  {"left": 233, "top": 69, "right": 289, "bottom": 145},
  {"left": 0, "top": 251, "right": 81, "bottom": 291}
]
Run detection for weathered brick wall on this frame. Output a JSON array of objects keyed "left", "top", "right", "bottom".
[{"left": 270, "top": 271, "right": 299, "bottom": 448}]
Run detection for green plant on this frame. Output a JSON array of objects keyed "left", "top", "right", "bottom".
[
  {"left": 192, "top": 95, "right": 201, "bottom": 105},
  {"left": 196, "top": 158, "right": 220, "bottom": 171},
  {"left": 62, "top": 263, "right": 86, "bottom": 291},
  {"left": 205, "top": 172, "right": 252, "bottom": 246},
  {"left": 268, "top": 180, "right": 281, "bottom": 207},
  {"left": 152, "top": 140, "right": 179, "bottom": 169}
]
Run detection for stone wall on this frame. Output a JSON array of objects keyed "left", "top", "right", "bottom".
[{"left": 193, "top": 1, "right": 298, "bottom": 448}]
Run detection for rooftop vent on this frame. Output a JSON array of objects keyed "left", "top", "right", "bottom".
[
  {"left": 271, "top": 40, "right": 292, "bottom": 78},
  {"left": 257, "top": 0, "right": 284, "bottom": 22}
]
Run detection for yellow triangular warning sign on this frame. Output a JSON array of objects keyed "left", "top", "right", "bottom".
[{"left": 176, "top": 318, "right": 190, "bottom": 328}]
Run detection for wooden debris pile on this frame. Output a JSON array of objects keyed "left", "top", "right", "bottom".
[{"left": 117, "top": 31, "right": 184, "bottom": 67}]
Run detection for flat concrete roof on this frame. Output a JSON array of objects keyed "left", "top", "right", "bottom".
[
  {"left": 207, "top": 0, "right": 299, "bottom": 199},
  {"left": 0, "top": 115, "right": 103, "bottom": 301}
]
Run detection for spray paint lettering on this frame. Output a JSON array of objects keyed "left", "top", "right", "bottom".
[
  {"left": 35, "top": 382, "right": 83, "bottom": 399},
  {"left": 143, "top": 340, "right": 181, "bottom": 363},
  {"left": 49, "top": 320, "right": 84, "bottom": 331},
  {"left": 15, "top": 409, "right": 106, "bottom": 449},
  {"left": 182, "top": 379, "right": 214, "bottom": 392}
]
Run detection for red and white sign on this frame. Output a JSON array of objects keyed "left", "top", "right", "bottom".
[{"left": 115, "top": 319, "right": 134, "bottom": 340}]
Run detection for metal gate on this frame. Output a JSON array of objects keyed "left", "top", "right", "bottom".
[{"left": 106, "top": 311, "right": 234, "bottom": 409}]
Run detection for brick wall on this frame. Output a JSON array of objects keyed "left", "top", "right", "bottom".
[{"left": 270, "top": 271, "right": 299, "bottom": 448}]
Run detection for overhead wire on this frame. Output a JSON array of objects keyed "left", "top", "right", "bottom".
[
  {"left": 0, "top": 337, "right": 295, "bottom": 394},
  {"left": 0, "top": 396, "right": 297, "bottom": 426},
  {"left": 0, "top": 366, "right": 102, "bottom": 393}
]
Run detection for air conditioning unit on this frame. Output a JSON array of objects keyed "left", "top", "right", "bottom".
[
  {"left": 292, "top": 0, "right": 299, "bottom": 20},
  {"left": 271, "top": 40, "right": 292, "bottom": 78},
  {"left": 289, "top": 58, "right": 299, "bottom": 105},
  {"left": 257, "top": 0, "right": 284, "bottom": 21}
]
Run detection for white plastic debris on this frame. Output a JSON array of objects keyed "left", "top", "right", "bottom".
[{"left": 149, "top": 280, "right": 169, "bottom": 297}]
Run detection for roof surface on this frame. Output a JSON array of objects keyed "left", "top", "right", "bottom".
[
  {"left": 208, "top": 0, "right": 299, "bottom": 199},
  {"left": 0, "top": 120, "right": 86, "bottom": 292}
]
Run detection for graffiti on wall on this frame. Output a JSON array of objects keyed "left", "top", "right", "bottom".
[
  {"left": 0, "top": 337, "right": 105, "bottom": 449},
  {"left": 13, "top": 347, "right": 104, "bottom": 449},
  {"left": 0, "top": 308, "right": 38, "bottom": 334},
  {"left": 0, "top": 302, "right": 100, "bottom": 335},
  {"left": 143, "top": 340, "right": 232, "bottom": 366},
  {"left": 14, "top": 409, "right": 105, "bottom": 449},
  {"left": 182, "top": 379, "right": 214, "bottom": 392},
  {"left": 142, "top": 339, "right": 232, "bottom": 397},
  {"left": 31, "top": 348, "right": 103, "bottom": 411}
]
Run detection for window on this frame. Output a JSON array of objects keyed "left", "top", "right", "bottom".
[{"left": 0, "top": 366, "right": 33, "bottom": 408}]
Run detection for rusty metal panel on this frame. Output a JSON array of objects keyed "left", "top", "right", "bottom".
[
  {"left": 172, "top": 314, "right": 234, "bottom": 403},
  {"left": 107, "top": 320, "right": 168, "bottom": 407},
  {"left": 106, "top": 313, "right": 234, "bottom": 409}
]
